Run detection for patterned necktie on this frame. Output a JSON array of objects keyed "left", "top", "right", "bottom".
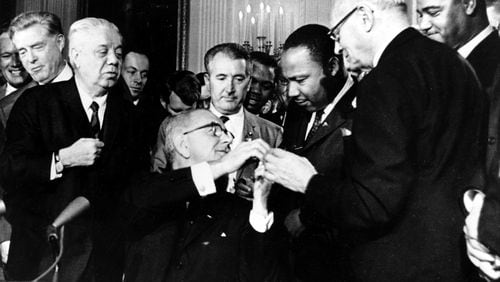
[
  {"left": 307, "top": 110, "right": 324, "bottom": 140},
  {"left": 220, "top": 115, "right": 229, "bottom": 123},
  {"left": 90, "top": 101, "right": 100, "bottom": 138}
]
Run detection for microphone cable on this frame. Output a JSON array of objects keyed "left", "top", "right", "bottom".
[{"left": 33, "top": 225, "right": 65, "bottom": 282}]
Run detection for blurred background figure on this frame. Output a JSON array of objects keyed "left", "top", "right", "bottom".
[
  {"left": 195, "top": 71, "right": 210, "bottom": 109},
  {"left": 121, "top": 49, "right": 150, "bottom": 105},
  {"left": 162, "top": 70, "right": 200, "bottom": 116},
  {"left": 244, "top": 52, "right": 277, "bottom": 116},
  {"left": 487, "top": 0, "right": 500, "bottom": 29},
  {"left": 152, "top": 70, "right": 200, "bottom": 171}
]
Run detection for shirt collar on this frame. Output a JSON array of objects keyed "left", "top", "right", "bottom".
[
  {"left": 458, "top": 26, "right": 494, "bottom": 59},
  {"left": 5, "top": 83, "right": 17, "bottom": 96},
  {"left": 41, "top": 62, "right": 73, "bottom": 85},
  {"left": 209, "top": 104, "right": 245, "bottom": 121},
  {"left": 74, "top": 76, "right": 108, "bottom": 112}
]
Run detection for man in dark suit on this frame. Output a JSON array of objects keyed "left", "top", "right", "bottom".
[
  {"left": 205, "top": 43, "right": 282, "bottom": 199},
  {"left": 262, "top": 1, "right": 487, "bottom": 281},
  {"left": 417, "top": 0, "right": 500, "bottom": 177},
  {"left": 0, "top": 25, "right": 35, "bottom": 279},
  {"left": 122, "top": 109, "right": 283, "bottom": 282},
  {"left": 271, "top": 24, "right": 355, "bottom": 281},
  {"left": 0, "top": 17, "right": 146, "bottom": 281}
]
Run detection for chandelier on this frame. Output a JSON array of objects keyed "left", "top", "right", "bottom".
[{"left": 237, "top": 2, "right": 285, "bottom": 58}]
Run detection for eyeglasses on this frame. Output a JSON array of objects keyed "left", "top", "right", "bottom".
[
  {"left": 183, "top": 121, "right": 234, "bottom": 138},
  {"left": 328, "top": 6, "right": 359, "bottom": 42}
]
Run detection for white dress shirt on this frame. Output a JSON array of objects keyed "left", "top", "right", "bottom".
[{"left": 458, "top": 26, "right": 495, "bottom": 59}]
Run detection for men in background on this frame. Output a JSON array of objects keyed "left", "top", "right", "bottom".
[
  {"left": 205, "top": 43, "right": 282, "bottom": 196},
  {"left": 152, "top": 70, "right": 200, "bottom": 171},
  {"left": 9, "top": 11, "right": 72, "bottom": 85},
  {"left": 273, "top": 24, "right": 354, "bottom": 281},
  {"left": 262, "top": 0, "right": 487, "bottom": 280},
  {"left": 124, "top": 109, "right": 283, "bottom": 282},
  {"left": 122, "top": 50, "right": 150, "bottom": 105},
  {"left": 0, "top": 23, "right": 35, "bottom": 277},
  {"left": 1, "top": 17, "right": 146, "bottom": 281},
  {"left": 244, "top": 51, "right": 277, "bottom": 117}
]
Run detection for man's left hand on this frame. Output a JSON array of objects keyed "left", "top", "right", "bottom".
[{"left": 262, "top": 148, "right": 317, "bottom": 193}]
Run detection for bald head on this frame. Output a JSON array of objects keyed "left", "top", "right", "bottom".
[{"left": 158, "top": 109, "right": 233, "bottom": 169}]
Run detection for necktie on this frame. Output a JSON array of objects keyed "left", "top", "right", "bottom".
[
  {"left": 220, "top": 115, "right": 229, "bottom": 123},
  {"left": 90, "top": 101, "right": 100, "bottom": 138},
  {"left": 307, "top": 110, "right": 324, "bottom": 140}
]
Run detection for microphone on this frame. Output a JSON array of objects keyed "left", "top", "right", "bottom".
[
  {"left": 47, "top": 196, "right": 90, "bottom": 242},
  {"left": 0, "top": 199, "right": 5, "bottom": 216}
]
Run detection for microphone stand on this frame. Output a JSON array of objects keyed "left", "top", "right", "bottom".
[{"left": 33, "top": 226, "right": 65, "bottom": 282}]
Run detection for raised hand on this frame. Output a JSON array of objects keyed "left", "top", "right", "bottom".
[{"left": 262, "top": 148, "right": 317, "bottom": 193}]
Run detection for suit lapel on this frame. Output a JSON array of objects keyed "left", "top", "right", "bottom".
[
  {"left": 59, "top": 79, "right": 93, "bottom": 138},
  {"left": 99, "top": 88, "right": 123, "bottom": 163}
]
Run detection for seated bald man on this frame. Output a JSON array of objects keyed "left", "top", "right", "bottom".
[{"left": 123, "top": 109, "right": 289, "bottom": 282}]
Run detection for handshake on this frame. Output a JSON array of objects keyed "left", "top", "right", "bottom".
[{"left": 212, "top": 139, "right": 318, "bottom": 196}]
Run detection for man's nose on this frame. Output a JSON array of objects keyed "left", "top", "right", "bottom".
[
  {"left": 287, "top": 82, "right": 299, "bottom": 97},
  {"left": 107, "top": 50, "right": 120, "bottom": 66},
  {"left": 225, "top": 79, "right": 235, "bottom": 92},
  {"left": 132, "top": 72, "right": 141, "bottom": 83},
  {"left": 418, "top": 14, "right": 432, "bottom": 34},
  {"left": 25, "top": 50, "right": 37, "bottom": 63}
]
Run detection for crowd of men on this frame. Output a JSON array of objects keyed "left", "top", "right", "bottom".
[{"left": 1, "top": 0, "right": 500, "bottom": 281}]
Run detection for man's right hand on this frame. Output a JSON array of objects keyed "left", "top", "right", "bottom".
[
  {"left": 59, "top": 138, "right": 104, "bottom": 167},
  {"left": 209, "top": 139, "right": 270, "bottom": 179}
]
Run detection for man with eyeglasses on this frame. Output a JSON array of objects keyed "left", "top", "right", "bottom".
[
  {"left": 262, "top": 0, "right": 487, "bottom": 281},
  {"left": 122, "top": 109, "right": 288, "bottom": 282}
]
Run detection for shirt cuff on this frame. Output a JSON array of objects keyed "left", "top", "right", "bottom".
[
  {"left": 464, "top": 189, "right": 485, "bottom": 213},
  {"left": 191, "top": 162, "right": 217, "bottom": 196},
  {"left": 249, "top": 210, "right": 274, "bottom": 233},
  {"left": 50, "top": 153, "right": 62, "bottom": 180}
]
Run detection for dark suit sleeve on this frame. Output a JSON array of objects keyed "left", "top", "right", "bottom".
[
  {"left": 303, "top": 70, "right": 417, "bottom": 233},
  {"left": 0, "top": 88, "right": 52, "bottom": 191}
]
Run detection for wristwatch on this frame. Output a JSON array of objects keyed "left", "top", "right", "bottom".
[{"left": 55, "top": 151, "right": 64, "bottom": 174}]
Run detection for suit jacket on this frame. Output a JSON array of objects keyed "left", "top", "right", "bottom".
[
  {"left": 271, "top": 85, "right": 356, "bottom": 281},
  {"left": 0, "top": 79, "right": 148, "bottom": 281},
  {"left": 121, "top": 169, "right": 289, "bottom": 282},
  {"left": 467, "top": 30, "right": 500, "bottom": 178},
  {"left": 0, "top": 80, "right": 37, "bottom": 248},
  {"left": 302, "top": 28, "right": 487, "bottom": 281}
]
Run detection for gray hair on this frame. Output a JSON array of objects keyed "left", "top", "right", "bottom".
[
  {"left": 9, "top": 11, "right": 64, "bottom": 39},
  {"left": 68, "top": 17, "right": 121, "bottom": 53}
]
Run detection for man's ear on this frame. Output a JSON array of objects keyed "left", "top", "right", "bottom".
[
  {"left": 462, "top": 0, "right": 477, "bottom": 15},
  {"left": 55, "top": 34, "right": 65, "bottom": 52},
  {"left": 173, "top": 134, "right": 190, "bottom": 159},
  {"left": 204, "top": 72, "right": 211, "bottom": 92},
  {"left": 327, "top": 56, "right": 341, "bottom": 77},
  {"left": 358, "top": 4, "right": 375, "bottom": 32},
  {"left": 69, "top": 48, "right": 79, "bottom": 69}
]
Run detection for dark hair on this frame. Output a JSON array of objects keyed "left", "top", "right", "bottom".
[
  {"left": 9, "top": 11, "right": 64, "bottom": 39},
  {"left": 195, "top": 72, "right": 206, "bottom": 86},
  {"left": 204, "top": 43, "right": 250, "bottom": 74},
  {"left": 163, "top": 70, "right": 200, "bottom": 106},
  {"left": 250, "top": 51, "right": 277, "bottom": 70},
  {"left": 283, "top": 24, "right": 342, "bottom": 76}
]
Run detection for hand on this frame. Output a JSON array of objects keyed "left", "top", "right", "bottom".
[
  {"left": 464, "top": 193, "right": 500, "bottom": 280},
  {"left": 262, "top": 148, "right": 317, "bottom": 193},
  {"left": 210, "top": 139, "right": 270, "bottom": 179},
  {"left": 252, "top": 162, "right": 273, "bottom": 215},
  {"left": 235, "top": 177, "right": 253, "bottom": 200},
  {"left": 0, "top": 240, "right": 9, "bottom": 264},
  {"left": 284, "top": 209, "right": 305, "bottom": 238},
  {"left": 59, "top": 138, "right": 104, "bottom": 167}
]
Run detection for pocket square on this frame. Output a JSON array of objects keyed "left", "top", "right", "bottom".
[{"left": 341, "top": 128, "right": 351, "bottom": 136}]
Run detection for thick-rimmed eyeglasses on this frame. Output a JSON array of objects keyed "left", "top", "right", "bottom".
[
  {"left": 328, "top": 6, "right": 359, "bottom": 42},
  {"left": 183, "top": 122, "right": 234, "bottom": 138}
]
